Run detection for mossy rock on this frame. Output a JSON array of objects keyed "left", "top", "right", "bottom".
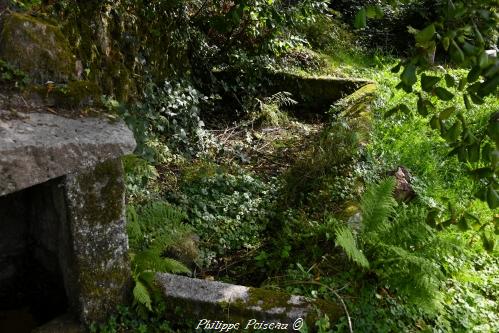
[
  {"left": 0, "top": 13, "right": 75, "bottom": 83},
  {"left": 29, "top": 80, "right": 101, "bottom": 108}
]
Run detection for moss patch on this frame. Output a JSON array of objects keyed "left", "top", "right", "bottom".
[
  {"left": 74, "top": 159, "right": 124, "bottom": 227},
  {"left": 0, "top": 13, "right": 75, "bottom": 83}
]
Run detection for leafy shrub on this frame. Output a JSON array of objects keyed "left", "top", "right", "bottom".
[{"left": 120, "top": 80, "right": 217, "bottom": 159}]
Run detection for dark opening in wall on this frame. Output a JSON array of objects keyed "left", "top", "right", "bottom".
[{"left": 0, "top": 178, "right": 69, "bottom": 332}]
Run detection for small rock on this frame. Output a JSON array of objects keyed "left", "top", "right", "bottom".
[{"left": 390, "top": 166, "right": 416, "bottom": 202}]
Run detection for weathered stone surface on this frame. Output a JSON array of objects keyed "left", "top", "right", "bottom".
[
  {"left": 214, "top": 69, "right": 373, "bottom": 114},
  {"left": 0, "top": 110, "right": 136, "bottom": 196},
  {"left": 156, "top": 273, "right": 342, "bottom": 331},
  {"left": 267, "top": 71, "right": 373, "bottom": 112},
  {"left": 64, "top": 159, "right": 132, "bottom": 324},
  {"left": 0, "top": 13, "right": 75, "bottom": 83}
]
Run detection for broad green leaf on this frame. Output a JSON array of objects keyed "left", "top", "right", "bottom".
[
  {"left": 391, "top": 62, "right": 402, "bottom": 73},
  {"left": 462, "top": 42, "right": 478, "bottom": 56},
  {"left": 442, "top": 36, "right": 450, "bottom": 51},
  {"left": 421, "top": 74, "right": 440, "bottom": 92},
  {"left": 417, "top": 96, "right": 428, "bottom": 116},
  {"left": 439, "top": 106, "right": 456, "bottom": 120},
  {"left": 467, "top": 66, "right": 481, "bottom": 83},
  {"left": 468, "top": 143, "right": 480, "bottom": 162},
  {"left": 384, "top": 105, "right": 399, "bottom": 118},
  {"left": 445, "top": 74, "right": 456, "bottom": 88},
  {"left": 366, "top": 5, "right": 377, "bottom": 18},
  {"left": 477, "top": 75, "right": 499, "bottom": 97},
  {"left": 488, "top": 113, "right": 499, "bottom": 145},
  {"left": 399, "top": 103, "right": 411, "bottom": 115},
  {"left": 430, "top": 115, "right": 440, "bottom": 130},
  {"left": 434, "top": 87, "right": 454, "bottom": 101},
  {"left": 401, "top": 64, "right": 417, "bottom": 87},
  {"left": 463, "top": 94, "right": 472, "bottom": 110},
  {"left": 354, "top": 8, "right": 367, "bottom": 29},
  {"left": 479, "top": 51, "right": 490, "bottom": 68},
  {"left": 484, "top": 63, "right": 499, "bottom": 78},
  {"left": 447, "top": 121, "right": 461, "bottom": 141},
  {"left": 469, "top": 92, "right": 484, "bottom": 105},
  {"left": 482, "top": 231, "right": 496, "bottom": 252},
  {"left": 458, "top": 217, "right": 470, "bottom": 231},
  {"left": 416, "top": 24, "right": 436, "bottom": 43},
  {"left": 450, "top": 40, "right": 465, "bottom": 63}
]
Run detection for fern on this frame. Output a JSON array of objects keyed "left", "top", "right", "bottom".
[
  {"left": 133, "top": 279, "right": 152, "bottom": 311},
  {"left": 335, "top": 226, "right": 369, "bottom": 268},
  {"left": 262, "top": 91, "right": 297, "bottom": 107},
  {"left": 334, "top": 178, "right": 458, "bottom": 311},
  {"left": 360, "top": 177, "right": 397, "bottom": 234},
  {"left": 127, "top": 201, "right": 193, "bottom": 313}
]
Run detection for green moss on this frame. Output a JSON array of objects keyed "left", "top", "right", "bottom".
[
  {"left": 335, "top": 83, "right": 377, "bottom": 118},
  {"left": 0, "top": 12, "right": 74, "bottom": 83},
  {"left": 75, "top": 159, "right": 124, "bottom": 227}
]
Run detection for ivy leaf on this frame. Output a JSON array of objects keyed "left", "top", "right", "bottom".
[{"left": 434, "top": 87, "right": 454, "bottom": 101}]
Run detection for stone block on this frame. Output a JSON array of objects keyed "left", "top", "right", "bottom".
[{"left": 156, "top": 273, "right": 343, "bottom": 331}]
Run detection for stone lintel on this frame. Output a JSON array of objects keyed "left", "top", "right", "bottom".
[{"left": 0, "top": 111, "right": 136, "bottom": 196}]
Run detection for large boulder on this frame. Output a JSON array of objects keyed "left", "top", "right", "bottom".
[{"left": 0, "top": 13, "right": 75, "bottom": 83}]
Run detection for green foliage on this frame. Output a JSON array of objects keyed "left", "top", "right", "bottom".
[
  {"left": 334, "top": 226, "right": 369, "bottom": 268},
  {"left": 0, "top": 59, "right": 28, "bottom": 87},
  {"left": 127, "top": 202, "right": 192, "bottom": 313},
  {"left": 358, "top": 1, "right": 499, "bottom": 216},
  {"left": 122, "top": 154, "right": 160, "bottom": 202},
  {"left": 334, "top": 179, "right": 461, "bottom": 310},
  {"left": 359, "top": 178, "right": 398, "bottom": 234},
  {"left": 283, "top": 119, "right": 362, "bottom": 210},
  {"left": 120, "top": 80, "right": 217, "bottom": 160},
  {"left": 170, "top": 166, "right": 277, "bottom": 265}
]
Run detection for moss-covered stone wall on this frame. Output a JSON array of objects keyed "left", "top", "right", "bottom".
[{"left": 58, "top": 0, "right": 191, "bottom": 101}]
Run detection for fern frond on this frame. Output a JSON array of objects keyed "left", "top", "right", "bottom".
[
  {"left": 335, "top": 226, "right": 369, "bottom": 268},
  {"left": 126, "top": 205, "right": 142, "bottom": 246},
  {"left": 361, "top": 178, "right": 397, "bottom": 234},
  {"left": 133, "top": 280, "right": 152, "bottom": 311},
  {"left": 158, "top": 258, "right": 191, "bottom": 274},
  {"left": 264, "top": 91, "right": 297, "bottom": 107}
]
